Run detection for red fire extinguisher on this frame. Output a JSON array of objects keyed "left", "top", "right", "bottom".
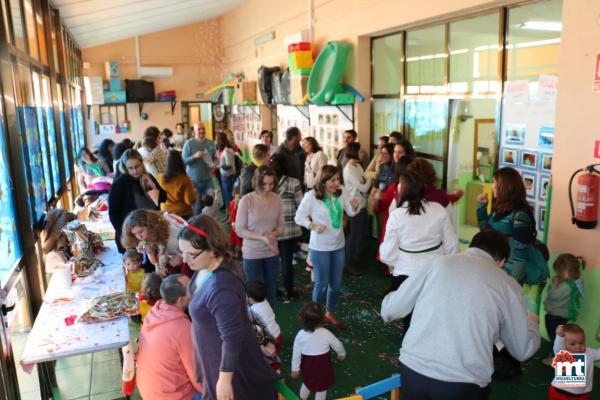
[{"left": 569, "top": 163, "right": 600, "bottom": 229}]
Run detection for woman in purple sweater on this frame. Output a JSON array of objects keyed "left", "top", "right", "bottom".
[{"left": 179, "top": 215, "right": 278, "bottom": 400}]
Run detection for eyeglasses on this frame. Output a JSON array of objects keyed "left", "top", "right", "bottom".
[{"left": 181, "top": 249, "right": 205, "bottom": 260}]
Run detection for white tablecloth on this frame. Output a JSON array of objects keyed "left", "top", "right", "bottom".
[
  {"left": 21, "top": 241, "right": 129, "bottom": 365},
  {"left": 82, "top": 212, "right": 115, "bottom": 241}
]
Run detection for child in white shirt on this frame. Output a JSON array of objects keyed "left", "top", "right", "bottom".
[
  {"left": 291, "top": 302, "right": 346, "bottom": 400},
  {"left": 549, "top": 323, "right": 600, "bottom": 399},
  {"left": 200, "top": 190, "right": 223, "bottom": 220},
  {"left": 246, "top": 281, "right": 282, "bottom": 353}
]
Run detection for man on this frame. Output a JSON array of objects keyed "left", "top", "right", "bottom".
[
  {"left": 381, "top": 230, "right": 540, "bottom": 400},
  {"left": 182, "top": 121, "right": 217, "bottom": 214},
  {"left": 136, "top": 274, "right": 203, "bottom": 400},
  {"left": 276, "top": 127, "right": 303, "bottom": 181},
  {"left": 173, "top": 122, "right": 188, "bottom": 149},
  {"left": 239, "top": 143, "right": 270, "bottom": 196},
  {"left": 260, "top": 130, "right": 278, "bottom": 157},
  {"left": 336, "top": 129, "right": 370, "bottom": 170}
]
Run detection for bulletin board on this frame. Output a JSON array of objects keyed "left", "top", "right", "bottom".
[
  {"left": 308, "top": 105, "right": 354, "bottom": 161},
  {"left": 276, "top": 105, "right": 310, "bottom": 145},
  {"left": 499, "top": 75, "right": 557, "bottom": 233}
]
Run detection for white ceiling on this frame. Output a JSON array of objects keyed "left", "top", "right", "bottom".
[{"left": 51, "top": 0, "right": 244, "bottom": 49}]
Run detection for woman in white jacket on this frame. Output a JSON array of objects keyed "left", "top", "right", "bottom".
[
  {"left": 380, "top": 170, "right": 459, "bottom": 329},
  {"left": 302, "top": 137, "right": 328, "bottom": 190},
  {"left": 295, "top": 165, "right": 359, "bottom": 330},
  {"left": 342, "top": 142, "right": 372, "bottom": 276}
]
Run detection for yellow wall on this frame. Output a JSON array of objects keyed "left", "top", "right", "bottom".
[{"left": 82, "top": 20, "right": 223, "bottom": 147}]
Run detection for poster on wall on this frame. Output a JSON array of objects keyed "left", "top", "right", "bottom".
[
  {"left": 500, "top": 75, "right": 558, "bottom": 232},
  {"left": 21, "top": 106, "right": 47, "bottom": 221},
  {"left": 308, "top": 105, "right": 354, "bottom": 161},
  {"left": 276, "top": 105, "right": 309, "bottom": 145},
  {"left": 231, "top": 105, "right": 263, "bottom": 151}
]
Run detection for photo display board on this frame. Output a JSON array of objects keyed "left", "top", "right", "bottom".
[
  {"left": 499, "top": 75, "right": 557, "bottom": 233},
  {"left": 276, "top": 105, "right": 310, "bottom": 145},
  {"left": 308, "top": 105, "right": 354, "bottom": 161}
]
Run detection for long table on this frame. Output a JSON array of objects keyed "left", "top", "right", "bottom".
[{"left": 20, "top": 241, "right": 129, "bottom": 398}]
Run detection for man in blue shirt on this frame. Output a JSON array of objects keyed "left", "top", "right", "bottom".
[{"left": 182, "top": 121, "right": 217, "bottom": 214}]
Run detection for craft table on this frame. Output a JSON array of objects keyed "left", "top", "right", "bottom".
[
  {"left": 20, "top": 241, "right": 128, "bottom": 399},
  {"left": 82, "top": 212, "right": 115, "bottom": 241}
]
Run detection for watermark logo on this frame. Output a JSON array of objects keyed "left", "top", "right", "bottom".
[{"left": 552, "top": 350, "right": 586, "bottom": 387}]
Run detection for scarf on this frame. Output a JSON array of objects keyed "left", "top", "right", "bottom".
[{"left": 324, "top": 194, "right": 343, "bottom": 229}]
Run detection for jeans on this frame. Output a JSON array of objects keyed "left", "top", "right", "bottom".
[
  {"left": 278, "top": 238, "right": 299, "bottom": 295},
  {"left": 192, "top": 178, "right": 214, "bottom": 214},
  {"left": 310, "top": 248, "right": 345, "bottom": 313},
  {"left": 220, "top": 174, "right": 235, "bottom": 210},
  {"left": 243, "top": 255, "right": 280, "bottom": 308},
  {"left": 400, "top": 362, "right": 491, "bottom": 400},
  {"left": 346, "top": 208, "right": 369, "bottom": 270},
  {"left": 545, "top": 313, "right": 568, "bottom": 345}
]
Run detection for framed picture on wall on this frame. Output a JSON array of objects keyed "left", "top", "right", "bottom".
[
  {"left": 538, "top": 125, "right": 555, "bottom": 149},
  {"left": 501, "top": 147, "right": 519, "bottom": 166},
  {"left": 520, "top": 150, "right": 538, "bottom": 170},
  {"left": 505, "top": 124, "right": 526, "bottom": 145},
  {"left": 521, "top": 172, "right": 537, "bottom": 200},
  {"left": 540, "top": 153, "right": 553, "bottom": 172},
  {"left": 538, "top": 206, "right": 546, "bottom": 231},
  {"left": 539, "top": 175, "right": 550, "bottom": 202}
]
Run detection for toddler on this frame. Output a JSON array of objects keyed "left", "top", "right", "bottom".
[
  {"left": 545, "top": 254, "right": 585, "bottom": 345},
  {"left": 124, "top": 249, "right": 144, "bottom": 294},
  {"left": 139, "top": 272, "right": 162, "bottom": 321},
  {"left": 247, "top": 281, "right": 282, "bottom": 353},
  {"left": 201, "top": 191, "right": 223, "bottom": 221},
  {"left": 291, "top": 302, "right": 346, "bottom": 400},
  {"left": 229, "top": 187, "right": 243, "bottom": 256},
  {"left": 549, "top": 324, "right": 600, "bottom": 399}
]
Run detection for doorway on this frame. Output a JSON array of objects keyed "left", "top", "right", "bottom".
[{"left": 182, "top": 102, "right": 213, "bottom": 140}]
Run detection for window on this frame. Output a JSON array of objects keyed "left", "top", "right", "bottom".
[
  {"left": 42, "top": 76, "right": 61, "bottom": 194},
  {"left": 506, "top": 0, "right": 562, "bottom": 92},
  {"left": 50, "top": 8, "right": 59, "bottom": 71},
  {"left": 35, "top": 2, "right": 48, "bottom": 65},
  {"left": 372, "top": 33, "right": 402, "bottom": 95},
  {"left": 8, "top": 0, "right": 25, "bottom": 51},
  {"left": 32, "top": 72, "right": 53, "bottom": 200},
  {"left": 17, "top": 62, "right": 46, "bottom": 221},
  {"left": 23, "top": 0, "right": 38, "bottom": 59},
  {"left": 406, "top": 25, "right": 447, "bottom": 94},
  {"left": 449, "top": 13, "right": 501, "bottom": 95},
  {"left": 372, "top": 98, "right": 403, "bottom": 141},
  {"left": 56, "top": 83, "right": 71, "bottom": 180},
  {"left": 0, "top": 107, "right": 23, "bottom": 281},
  {"left": 404, "top": 98, "right": 448, "bottom": 158}
]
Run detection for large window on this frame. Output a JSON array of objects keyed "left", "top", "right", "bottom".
[
  {"left": 22, "top": 0, "right": 38, "bottom": 59},
  {"left": 57, "top": 83, "right": 71, "bottom": 180},
  {"left": 42, "top": 75, "right": 61, "bottom": 194},
  {"left": 406, "top": 25, "right": 447, "bottom": 94},
  {"left": 8, "top": 0, "right": 25, "bottom": 51},
  {"left": 32, "top": 71, "right": 53, "bottom": 200}
]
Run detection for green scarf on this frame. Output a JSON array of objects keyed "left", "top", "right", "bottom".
[
  {"left": 83, "top": 161, "right": 103, "bottom": 177},
  {"left": 566, "top": 279, "right": 582, "bottom": 321},
  {"left": 324, "top": 194, "right": 343, "bottom": 229}
]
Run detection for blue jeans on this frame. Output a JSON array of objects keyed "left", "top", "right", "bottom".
[
  {"left": 310, "top": 248, "right": 345, "bottom": 313},
  {"left": 192, "top": 178, "right": 214, "bottom": 214},
  {"left": 243, "top": 255, "right": 280, "bottom": 308},
  {"left": 220, "top": 174, "right": 235, "bottom": 210}
]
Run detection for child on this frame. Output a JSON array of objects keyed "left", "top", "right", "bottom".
[
  {"left": 545, "top": 254, "right": 585, "bottom": 347},
  {"left": 549, "top": 324, "right": 600, "bottom": 399},
  {"left": 291, "top": 302, "right": 346, "bottom": 400},
  {"left": 139, "top": 272, "right": 162, "bottom": 322},
  {"left": 229, "top": 186, "right": 242, "bottom": 256},
  {"left": 247, "top": 281, "right": 282, "bottom": 353},
  {"left": 200, "top": 191, "right": 223, "bottom": 221},
  {"left": 124, "top": 249, "right": 145, "bottom": 294}
]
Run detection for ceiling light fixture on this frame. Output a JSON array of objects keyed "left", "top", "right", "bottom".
[{"left": 519, "top": 21, "right": 562, "bottom": 32}]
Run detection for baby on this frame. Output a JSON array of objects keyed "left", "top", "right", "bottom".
[
  {"left": 124, "top": 249, "right": 144, "bottom": 294},
  {"left": 549, "top": 324, "right": 600, "bottom": 399},
  {"left": 201, "top": 191, "right": 223, "bottom": 220}
]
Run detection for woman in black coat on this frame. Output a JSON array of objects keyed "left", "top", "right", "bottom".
[{"left": 108, "top": 149, "right": 167, "bottom": 254}]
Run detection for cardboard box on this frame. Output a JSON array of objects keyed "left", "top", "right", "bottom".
[
  {"left": 105, "top": 61, "right": 120, "bottom": 79},
  {"left": 234, "top": 81, "right": 257, "bottom": 104},
  {"left": 290, "top": 75, "right": 308, "bottom": 104},
  {"left": 108, "top": 78, "right": 121, "bottom": 91}
]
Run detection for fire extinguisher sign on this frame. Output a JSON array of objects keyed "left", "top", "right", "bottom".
[
  {"left": 595, "top": 140, "right": 600, "bottom": 159},
  {"left": 594, "top": 53, "right": 600, "bottom": 92}
]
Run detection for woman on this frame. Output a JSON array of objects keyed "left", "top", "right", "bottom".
[
  {"left": 380, "top": 171, "right": 459, "bottom": 327},
  {"left": 121, "top": 209, "right": 187, "bottom": 276},
  {"left": 260, "top": 130, "right": 278, "bottom": 157},
  {"left": 76, "top": 148, "right": 112, "bottom": 192},
  {"left": 97, "top": 139, "right": 115, "bottom": 173},
  {"left": 235, "top": 165, "right": 284, "bottom": 308},
  {"left": 301, "top": 137, "right": 328, "bottom": 190},
  {"left": 373, "top": 143, "right": 396, "bottom": 192},
  {"left": 216, "top": 131, "right": 236, "bottom": 211},
  {"left": 295, "top": 165, "right": 360, "bottom": 330},
  {"left": 179, "top": 215, "right": 278, "bottom": 400},
  {"left": 364, "top": 135, "right": 388, "bottom": 181},
  {"left": 158, "top": 150, "right": 196, "bottom": 219},
  {"left": 270, "top": 154, "right": 303, "bottom": 302},
  {"left": 108, "top": 149, "right": 167, "bottom": 253},
  {"left": 406, "top": 158, "right": 463, "bottom": 215},
  {"left": 112, "top": 142, "right": 128, "bottom": 174},
  {"left": 477, "top": 167, "right": 536, "bottom": 283},
  {"left": 140, "top": 136, "right": 168, "bottom": 177},
  {"left": 343, "top": 142, "right": 372, "bottom": 277}
]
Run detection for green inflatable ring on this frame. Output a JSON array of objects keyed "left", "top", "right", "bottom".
[{"left": 307, "top": 41, "right": 351, "bottom": 105}]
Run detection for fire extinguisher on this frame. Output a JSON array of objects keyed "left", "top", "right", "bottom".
[{"left": 568, "top": 163, "right": 600, "bottom": 229}]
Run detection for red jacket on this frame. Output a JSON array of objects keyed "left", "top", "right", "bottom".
[{"left": 137, "top": 300, "right": 202, "bottom": 399}]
